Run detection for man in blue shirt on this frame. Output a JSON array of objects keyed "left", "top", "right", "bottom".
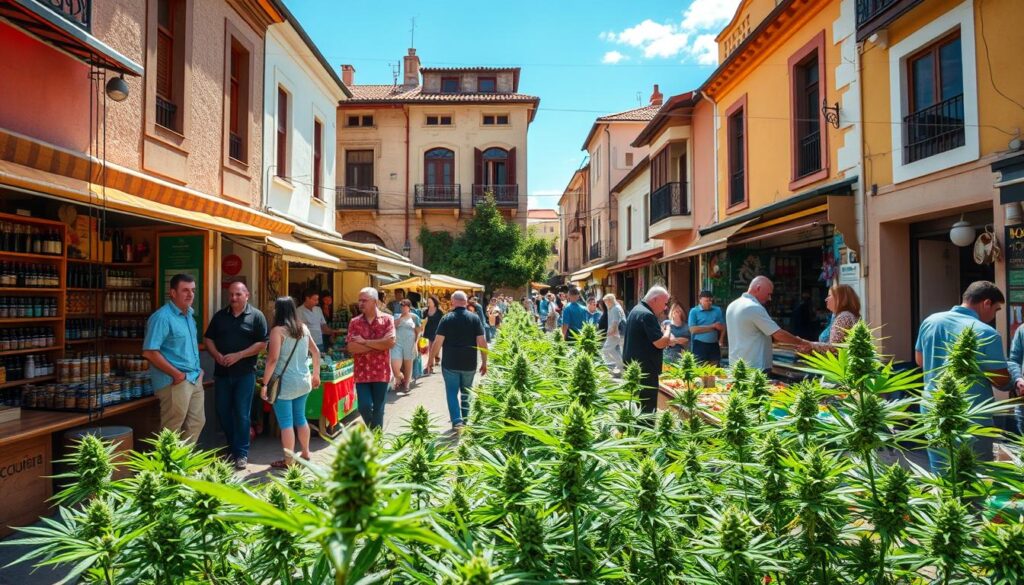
[
  {"left": 915, "top": 280, "right": 1010, "bottom": 471},
  {"left": 688, "top": 290, "right": 726, "bottom": 365},
  {"left": 584, "top": 296, "right": 603, "bottom": 326},
  {"left": 560, "top": 286, "right": 588, "bottom": 341},
  {"left": 143, "top": 273, "right": 205, "bottom": 443}
]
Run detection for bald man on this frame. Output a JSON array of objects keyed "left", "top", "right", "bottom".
[{"left": 725, "top": 276, "right": 810, "bottom": 371}]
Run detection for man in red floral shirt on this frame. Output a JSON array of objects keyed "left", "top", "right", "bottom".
[{"left": 346, "top": 286, "right": 396, "bottom": 430}]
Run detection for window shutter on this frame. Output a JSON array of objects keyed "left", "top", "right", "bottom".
[
  {"left": 157, "top": 32, "right": 172, "bottom": 98},
  {"left": 474, "top": 148, "right": 483, "bottom": 186},
  {"left": 507, "top": 147, "right": 517, "bottom": 187}
]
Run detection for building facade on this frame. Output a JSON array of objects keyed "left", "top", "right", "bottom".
[
  {"left": 526, "top": 208, "right": 561, "bottom": 279},
  {"left": 335, "top": 49, "right": 539, "bottom": 264}
]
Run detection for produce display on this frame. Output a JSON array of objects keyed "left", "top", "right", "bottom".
[{"left": 7, "top": 311, "right": 1024, "bottom": 584}]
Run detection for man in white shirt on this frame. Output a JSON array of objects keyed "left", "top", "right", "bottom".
[
  {"left": 297, "top": 290, "right": 339, "bottom": 353},
  {"left": 725, "top": 276, "right": 810, "bottom": 371}
]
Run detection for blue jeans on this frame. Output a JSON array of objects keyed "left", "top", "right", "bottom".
[
  {"left": 214, "top": 372, "right": 256, "bottom": 458},
  {"left": 356, "top": 381, "right": 388, "bottom": 430},
  {"left": 272, "top": 392, "right": 309, "bottom": 429},
  {"left": 442, "top": 368, "right": 475, "bottom": 426}
]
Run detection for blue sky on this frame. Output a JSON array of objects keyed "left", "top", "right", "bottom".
[{"left": 284, "top": 0, "right": 740, "bottom": 210}]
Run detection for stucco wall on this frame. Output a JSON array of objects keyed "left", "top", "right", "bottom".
[
  {"left": 264, "top": 23, "right": 344, "bottom": 232},
  {"left": 616, "top": 167, "right": 657, "bottom": 261},
  {"left": 584, "top": 121, "right": 650, "bottom": 255}
]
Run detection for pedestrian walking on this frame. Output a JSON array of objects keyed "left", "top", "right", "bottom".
[
  {"left": 388, "top": 288, "right": 406, "bottom": 314},
  {"left": 725, "top": 276, "right": 810, "bottom": 371},
  {"left": 543, "top": 292, "right": 559, "bottom": 332},
  {"left": 687, "top": 290, "right": 726, "bottom": 366},
  {"left": 423, "top": 295, "right": 444, "bottom": 369},
  {"left": 585, "top": 295, "right": 603, "bottom": 326},
  {"left": 142, "top": 273, "right": 205, "bottom": 442},
  {"left": 425, "top": 291, "right": 487, "bottom": 431},
  {"left": 297, "top": 290, "right": 339, "bottom": 354},
  {"left": 346, "top": 287, "right": 397, "bottom": 430},
  {"left": 204, "top": 281, "right": 268, "bottom": 469},
  {"left": 622, "top": 286, "right": 677, "bottom": 415},
  {"left": 916, "top": 281, "right": 1010, "bottom": 471},
  {"left": 560, "top": 286, "right": 588, "bottom": 341},
  {"left": 390, "top": 299, "right": 422, "bottom": 392},
  {"left": 260, "top": 297, "right": 319, "bottom": 469},
  {"left": 602, "top": 293, "right": 626, "bottom": 373},
  {"left": 662, "top": 302, "right": 692, "bottom": 365}
]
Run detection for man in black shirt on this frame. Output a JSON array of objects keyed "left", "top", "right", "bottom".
[
  {"left": 622, "top": 285, "right": 675, "bottom": 416},
  {"left": 204, "top": 281, "right": 268, "bottom": 469},
  {"left": 425, "top": 291, "right": 487, "bottom": 431}
]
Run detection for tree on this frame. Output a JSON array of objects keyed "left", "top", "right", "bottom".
[{"left": 418, "top": 195, "right": 551, "bottom": 293}]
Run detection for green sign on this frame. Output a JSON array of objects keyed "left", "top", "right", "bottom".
[{"left": 158, "top": 233, "right": 205, "bottom": 340}]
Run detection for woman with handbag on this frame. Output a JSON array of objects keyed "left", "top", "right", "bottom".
[{"left": 261, "top": 297, "right": 320, "bottom": 469}]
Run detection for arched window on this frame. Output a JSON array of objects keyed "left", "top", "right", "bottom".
[
  {"left": 345, "top": 231, "right": 386, "bottom": 247},
  {"left": 424, "top": 148, "right": 454, "bottom": 186},
  {"left": 482, "top": 147, "right": 508, "bottom": 185}
]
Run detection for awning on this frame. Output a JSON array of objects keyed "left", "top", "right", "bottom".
[
  {"left": 380, "top": 274, "right": 484, "bottom": 292},
  {"left": 569, "top": 260, "right": 614, "bottom": 283},
  {"left": 0, "top": 0, "right": 143, "bottom": 75},
  {"left": 309, "top": 240, "right": 429, "bottom": 277},
  {"left": 608, "top": 248, "right": 663, "bottom": 273},
  {"left": 659, "top": 220, "right": 754, "bottom": 263},
  {"left": 0, "top": 160, "right": 273, "bottom": 237},
  {"left": 267, "top": 236, "right": 343, "bottom": 270}
]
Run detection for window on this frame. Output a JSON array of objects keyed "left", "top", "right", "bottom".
[
  {"left": 642, "top": 195, "right": 649, "bottom": 241},
  {"left": 424, "top": 148, "right": 454, "bottom": 186},
  {"left": 276, "top": 87, "right": 288, "bottom": 179},
  {"left": 478, "top": 77, "right": 496, "bottom": 93},
  {"left": 650, "top": 148, "right": 669, "bottom": 191},
  {"left": 345, "top": 150, "right": 374, "bottom": 189},
  {"left": 312, "top": 119, "right": 323, "bottom": 199},
  {"left": 727, "top": 105, "right": 746, "bottom": 207},
  {"left": 625, "top": 152, "right": 634, "bottom": 167},
  {"left": 593, "top": 147, "right": 601, "bottom": 184},
  {"left": 793, "top": 50, "right": 822, "bottom": 178},
  {"left": 426, "top": 115, "right": 453, "bottom": 126},
  {"left": 227, "top": 39, "right": 249, "bottom": 162},
  {"left": 440, "top": 77, "right": 459, "bottom": 93},
  {"left": 626, "top": 206, "right": 632, "bottom": 251},
  {"left": 482, "top": 114, "right": 509, "bottom": 125},
  {"left": 346, "top": 115, "right": 373, "bottom": 127},
  {"left": 905, "top": 32, "right": 964, "bottom": 163},
  {"left": 155, "top": 0, "right": 184, "bottom": 131},
  {"left": 481, "top": 148, "right": 508, "bottom": 185}
]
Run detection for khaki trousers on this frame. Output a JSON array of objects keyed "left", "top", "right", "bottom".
[{"left": 156, "top": 379, "right": 206, "bottom": 443}]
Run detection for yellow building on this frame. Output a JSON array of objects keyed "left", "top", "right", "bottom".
[
  {"left": 694, "top": 0, "right": 861, "bottom": 366},
  {"left": 858, "top": 0, "right": 1024, "bottom": 360},
  {"left": 335, "top": 49, "right": 540, "bottom": 265}
]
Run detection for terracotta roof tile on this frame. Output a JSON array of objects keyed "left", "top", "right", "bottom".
[
  {"left": 420, "top": 66, "right": 519, "bottom": 73},
  {"left": 597, "top": 104, "right": 663, "bottom": 122},
  {"left": 345, "top": 84, "right": 539, "bottom": 104},
  {"left": 528, "top": 209, "right": 559, "bottom": 219}
]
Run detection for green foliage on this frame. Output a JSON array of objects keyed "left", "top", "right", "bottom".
[{"left": 417, "top": 195, "right": 551, "bottom": 292}]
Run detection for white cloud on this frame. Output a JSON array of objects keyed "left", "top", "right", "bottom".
[
  {"left": 602, "top": 50, "right": 628, "bottom": 64},
  {"left": 600, "top": 0, "right": 740, "bottom": 64}
]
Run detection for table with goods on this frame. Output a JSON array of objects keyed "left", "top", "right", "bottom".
[{"left": 0, "top": 211, "right": 161, "bottom": 537}]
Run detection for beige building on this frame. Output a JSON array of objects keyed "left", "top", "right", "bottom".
[
  {"left": 335, "top": 49, "right": 540, "bottom": 264},
  {"left": 527, "top": 208, "right": 560, "bottom": 278}
]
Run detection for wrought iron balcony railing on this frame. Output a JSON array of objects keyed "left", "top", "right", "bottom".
[
  {"left": 649, "top": 182, "right": 690, "bottom": 225},
  {"left": 855, "top": 0, "right": 923, "bottom": 40},
  {"left": 336, "top": 186, "right": 379, "bottom": 210},
  {"left": 568, "top": 211, "right": 584, "bottom": 234},
  {"left": 229, "top": 132, "right": 242, "bottom": 161},
  {"left": 471, "top": 184, "right": 519, "bottom": 207},
  {"left": 796, "top": 130, "right": 822, "bottom": 178},
  {"left": 904, "top": 94, "right": 965, "bottom": 164},
  {"left": 414, "top": 184, "right": 461, "bottom": 208},
  {"left": 588, "top": 241, "right": 602, "bottom": 262},
  {"left": 156, "top": 96, "right": 177, "bottom": 131},
  {"left": 39, "top": 0, "right": 91, "bottom": 30}
]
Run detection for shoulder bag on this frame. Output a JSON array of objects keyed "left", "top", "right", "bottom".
[{"left": 265, "top": 331, "right": 303, "bottom": 404}]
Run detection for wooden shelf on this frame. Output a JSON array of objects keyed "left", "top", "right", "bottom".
[
  {"left": 109, "top": 261, "right": 153, "bottom": 267},
  {"left": 104, "top": 337, "right": 143, "bottom": 342},
  {"left": 0, "top": 287, "right": 62, "bottom": 293},
  {"left": 0, "top": 346, "right": 62, "bottom": 357},
  {"left": 0, "top": 250, "right": 64, "bottom": 261},
  {"left": 0, "top": 374, "right": 57, "bottom": 390},
  {"left": 104, "top": 312, "right": 150, "bottom": 317},
  {"left": 0, "top": 317, "right": 62, "bottom": 324},
  {"left": 67, "top": 288, "right": 103, "bottom": 292},
  {"left": 105, "top": 287, "right": 153, "bottom": 292},
  {"left": 65, "top": 338, "right": 100, "bottom": 345}
]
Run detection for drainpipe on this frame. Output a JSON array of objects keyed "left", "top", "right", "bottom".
[
  {"left": 404, "top": 106, "right": 411, "bottom": 256},
  {"left": 605, "top": 125, "right": 612, "bottom": 265},
  {"left": 855, "top": 40, "right": 870, "bottom": 321},
  {"left": 700, "top": 89, "right": 719, "bottom": 293}
]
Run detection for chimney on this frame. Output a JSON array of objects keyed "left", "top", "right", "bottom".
[
  {"left": 649, "top": 84, "right": 664, "bottom": 107},
  {"left": 403, "top": 48, "right": 421, "bottom": 87},
  {"left": 340, "top": 64, "right": 355, "bottom": 86}
]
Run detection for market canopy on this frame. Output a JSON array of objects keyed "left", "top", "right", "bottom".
[
  {"left": 380, "top": 274, "right": 485, "bottom": 292},
  {"left": 267, "top": 236, "right": 343, "bottom": 270}
]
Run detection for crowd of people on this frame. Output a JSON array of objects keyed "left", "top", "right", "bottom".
[{"left": 140, "top": 271, "right": 1020, "bottom": 476}]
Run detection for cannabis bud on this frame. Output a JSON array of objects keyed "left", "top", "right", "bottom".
[
  {"left": 571, "top": 353, "right": 599, "bottom": 408},
  {"left": 844, "top": 320, "right": 879, "bottom": 382},
  {"left": 408, "top": 405, "right": 433, "bottom": 443}
]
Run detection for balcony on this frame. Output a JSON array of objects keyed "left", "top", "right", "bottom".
[
  {"left": 567, "top": 212, "right": 585, "bottom": 239},
  {"left": 414, "top": 184, "right": 461, "bottom": 209},
  {"left": 648, "top": 182, "right": 693, "bottom": 239},
  {"left": 229, "top": 132, "right": 242, "bottom": 161},
  {"left": 904, "top": 94, "right": 965, "bottom": 164},
  {"left": 856, "top": 0, "right": 923, "bottom": 41},
  {"left": 796, "top": 130, "right": 822, "bottom": 178},
  {"left": 588, "top": 241, "right": 603, "bottom": 262},
  {"left": 336, "top": 186, "right": 379, "bottom": 210},
  {"left": 156, "top": 96, "right": 177, "bottom": 131},
  {"left": 39, "top": 0, "right": 91, "bottom": 31},
  {"left": 472, "top": 184, "right": 519, "bottom": 207}
]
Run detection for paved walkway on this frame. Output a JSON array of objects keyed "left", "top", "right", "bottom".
[{"left": 0, "top": 359, "right": 451, "bottom": 585}]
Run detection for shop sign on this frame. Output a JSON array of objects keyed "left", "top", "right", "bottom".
[
  {"left": 0, "top": 437, "right": 51, "bottom": 536},
  {"left": 839, "top": 262, "right": 862, "bottom": 302},
  {"left": 1005, "top": 227, "right": 1024, "bottom": 338},
  {"left": 158, "top": 233, "right": 206, "bottom": 340},
  {"left": 222, "top": 254, "right": 243, "bottom": 276}
]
